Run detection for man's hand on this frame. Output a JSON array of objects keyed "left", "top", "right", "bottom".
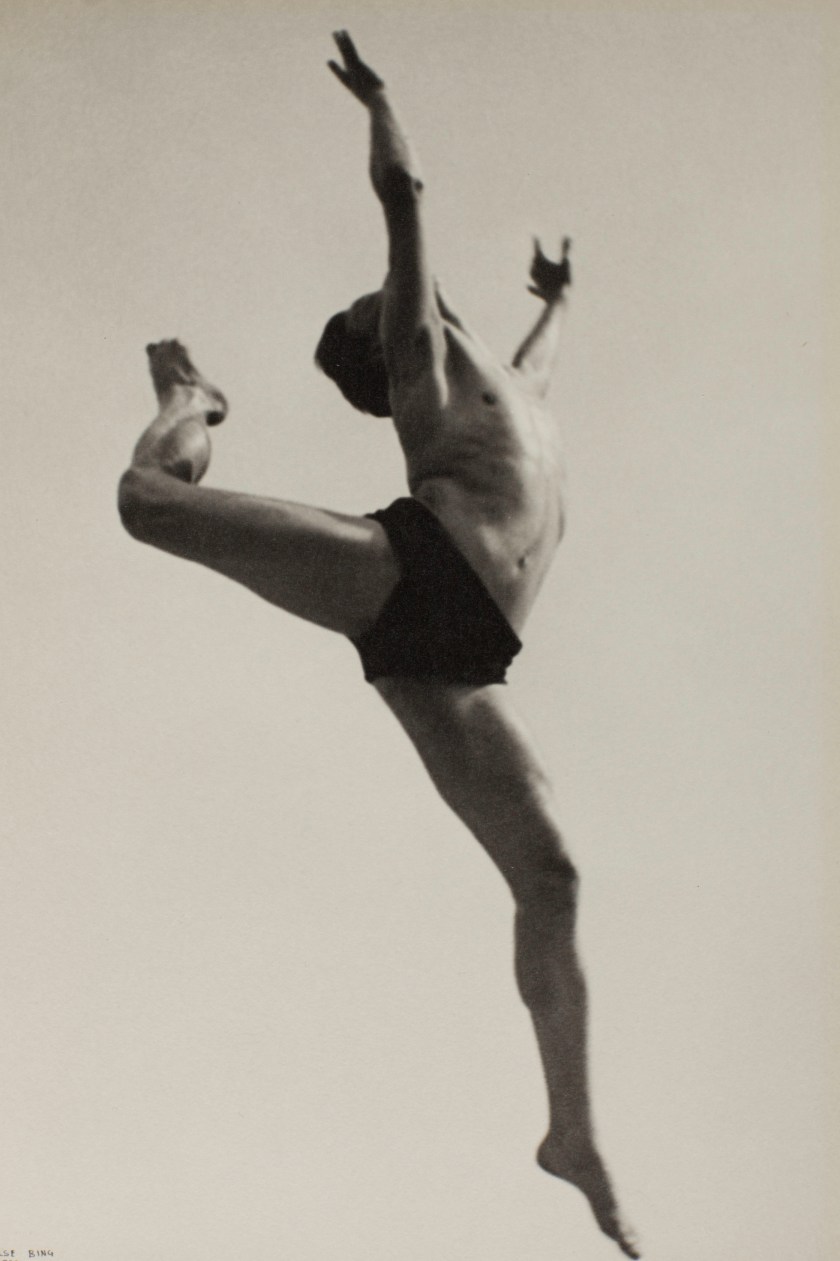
[
  {"left": 328, "top": 30, "right": 385, "bottom": 105},
  {"left": 528, "top": 236, "right": 572, "bottom": 303}
]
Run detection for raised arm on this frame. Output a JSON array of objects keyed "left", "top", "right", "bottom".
[
  {"left": 328, "top": 30, "right": 443, "bottom": 396},
  {"left": 511, "top": 238, "right": 572, "bottom": 396},
  {"left": 328, "top": 30, "right": 423, "bottom": 205}
]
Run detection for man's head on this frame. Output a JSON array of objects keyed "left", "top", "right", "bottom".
[{"left": 314, "top": 292, "right": 391, "bottom": 418}]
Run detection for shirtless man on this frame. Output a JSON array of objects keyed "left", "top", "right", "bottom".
[{"left": 118, "top": 32, "right": 639, "bottom": 1258}]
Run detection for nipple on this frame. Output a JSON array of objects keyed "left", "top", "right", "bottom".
[{"left": 482, "top": 391, "right": 498, "bottom": 406}]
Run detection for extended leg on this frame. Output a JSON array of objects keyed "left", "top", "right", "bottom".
[
  {"left": 374, "top": 678, "right": 640, "bottom": 1259},
  {"left": 119, "top": 341, "right": 398, "bottom": 637}
]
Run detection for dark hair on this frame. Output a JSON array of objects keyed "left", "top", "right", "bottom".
[{"left": 314, "top": 310, "right": 391, "bottom": 418}]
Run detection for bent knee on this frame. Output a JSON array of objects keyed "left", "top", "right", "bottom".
[
  {"left": 117, "top": 466, "right": 180, "bottom": 543},
  {"left": 118, "top": 468, "right": 154, "bottom": 539}
]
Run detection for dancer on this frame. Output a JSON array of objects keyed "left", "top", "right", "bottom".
[{"left": 118, "top": 32, "right": 639, "bottom": 1258}]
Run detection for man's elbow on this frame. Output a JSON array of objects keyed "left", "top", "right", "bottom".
[{"left": 374, "top": 162, "right": 424, "bottom": 208}]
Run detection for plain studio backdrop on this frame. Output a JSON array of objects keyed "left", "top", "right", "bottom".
[{"left": 1, "top": 3, "right": 836, "bottom": 1259}]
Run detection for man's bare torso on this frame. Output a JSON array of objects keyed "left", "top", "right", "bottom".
[{"left": 390, "top": 300, "right": 566, "bottom": 633}]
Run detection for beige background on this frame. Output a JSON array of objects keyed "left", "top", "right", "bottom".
[{"left": 1, "top": 2, "right": 835, "bottom": 1259}]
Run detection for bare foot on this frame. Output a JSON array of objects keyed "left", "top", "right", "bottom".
[
  {"left": 146, "top": 339, "right": 228, "bottom": 425},
  {"left": 132, "top": 340, "right": 228, "bottom": 483},
  {"left": 537, "top": 1135, "right": 641, "bottom": 1259}
]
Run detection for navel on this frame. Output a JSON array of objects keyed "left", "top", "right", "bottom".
[{"left": 481, "top": 391, "right": 498, "bottom": 406}]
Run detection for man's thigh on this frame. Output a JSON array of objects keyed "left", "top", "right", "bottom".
[
  {"left": 128, "top": 473, "right": 400, "bottom": 638},
  {"left": 374, "top": 680, "right": 565, "bottom": 882}
]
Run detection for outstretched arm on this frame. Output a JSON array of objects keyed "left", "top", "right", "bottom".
[
  {"left": 511, "top": 238, "right": 572, "bottom": 396},
  {"left": 329, "top": 31, "right": 442, "bottom": 387},
  {"left": 328, "top": 30, "right": 423, "bottom": 202}
]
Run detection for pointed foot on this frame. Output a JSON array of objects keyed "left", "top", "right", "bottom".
[{"left": 537, "top": 1136, "right": 641, "bottom": 1259}]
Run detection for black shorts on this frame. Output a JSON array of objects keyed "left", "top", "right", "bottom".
[{"left": 351, "top": 498, "right": 522, "bottom": 685}]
